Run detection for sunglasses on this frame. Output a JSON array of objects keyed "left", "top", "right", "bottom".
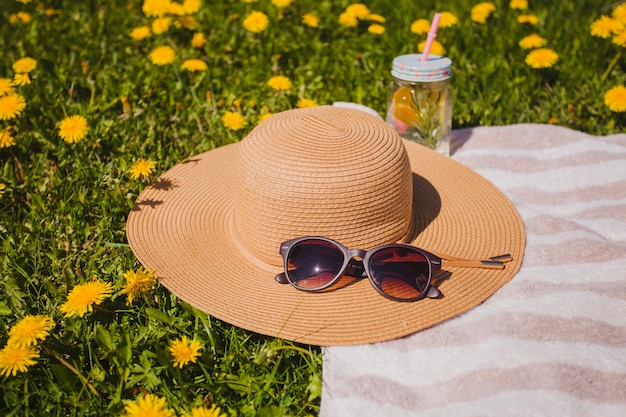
[{"left": 275, "top": 236, "right": 512, "bottom": 302}]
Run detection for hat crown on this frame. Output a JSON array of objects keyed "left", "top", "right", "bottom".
[{"left": 234, "top": 106, "right": 413, "bottom": 266}]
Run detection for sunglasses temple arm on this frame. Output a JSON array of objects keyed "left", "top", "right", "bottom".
[{"left": 440, "top": 254, "right": 513, "bottom": 270}]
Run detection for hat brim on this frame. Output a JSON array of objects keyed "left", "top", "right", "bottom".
[{"left": 126, "top": 140, "right": 525, "bottom": 346}]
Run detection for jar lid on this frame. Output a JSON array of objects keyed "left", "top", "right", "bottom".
[{"left": 391, "top": 54, "right": 452, "bottom": 82}]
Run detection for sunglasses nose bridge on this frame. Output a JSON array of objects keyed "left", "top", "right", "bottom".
[{"left": 347, "top": 249, "right": 367, "bottom": 260}]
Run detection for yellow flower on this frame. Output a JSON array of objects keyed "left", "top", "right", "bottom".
[
  {"left": 345, "top": 3, "right": 370, "bottom": 20},
  {"left": 168, "top": 2, "right": 185, "bottom": 16},
  {"left": 243, "top": 11, "right": 269, "bottom": 33},
  {"left": 267, "top": 75, "right": 291, "bottom": 91},
  {"left": 510, "top": 0, "right": 528, "bottom": 10},
  {"left": 296, "top": 98, "right": 317, "bottom": 108},
  {"left": 150, "top": 46, "right": 176, "bottom": 65},
  {"left": 439, "top": 11, "right": 458, "bottom": 28},
  {"left": 0, "top": 94, "right": 26, "bottom": 120},
  {"left": 0, "top": 345, "right": 39, "bottom": 377},
  {"left": 181, "top": 59, "right": 208, "bottom": 72},
  {"left": 0, "top": 182, "right": 5, "bottom": 197},
  {"left": 222, "top": 111, "right": 246, "bottom": 130},
  {"left": 271, "top": 0, "right": 293, "bottom": 8},
  {"left": 12, "top": 73, "right": 30, "bottom": 86},
  {"left": 183, "top": 0, "right": 202, "bottom": 14},
  {"left": 519, "top": 34, "right": 547, "bottom": 49},
  {"left": 8, "top": 315, "right": 54, "bottom": 348},
  {"left": 169, "top": 336, "right": 202, "bottom": 368},
  {"left": 410, "top": 18, "right": 430, "bottom": 35},
  {"left": 591, "top": 15, "right": 624, "bottom": 38},
  {"left": 0, "top": 128, "right": 15, "bottom": 148},
  {"left": 9, "top": 12, "right": 32, "bottom": 24},
  {"left": 525, "top": 48, "right": 558, "bottom": 69},
  {"left": 471, "top": 2, "right": 496, "bottom": 24},
  {"left": 613, "top": 4, "right": 626, "bottom": 24},
  {"left": 129, "top": 158, "right": 156, "bottom": 180},
  {"left": 59, "top": 280, "right": 114, "bottom": 318},
  {"left": 191, "top": 32, "right": 206, "bottom": 48},
  {"left": 302, "top": 13, "right": 319, "bottom": 28},
  {"left": 338, "top": 12, "right": 358, "bottom": 27},
  {"left": 182, "top": 405, "right": 227, "bottom": 417},
  {"left": 12, "top": 57, "right": 37, "bottom": 73},
  {"left": 366, "top": 13, "right": 385, "bottom": 23},
  {"left": 613, "top": 30, "right": 626, "bottom": 47},
  {"left": 604, "top": 86, "right": 626, "bottom": 112},
  {"left": 123, "top": 393, "right": 175, "bottom": 417},
  {"left": 518, "top": 14, "right": 539, "bottom": 25},
  {"left": 58, "top": 115, "right": 89, "bottom": 143},
  {"left": 152, "top": 17, "right": 172, "bottom": 34},
  {"left": 0, "top": 78, "right": 14, "bottom": 96},
  {"left": 120, "top": 267, "right": 155, "bottom": 305},
  {"left": 176, "top": 15, "right": 198, "bottom": 29},
  {"left": 257, "top": 112, "right": 273, "bottom": 124},
  {"left": 130, "top": 26, "right": 152, "bottom": 40},
  {"left": 368, "top": 23, "right": 385, "bottom": 35},
  {"left": 418, "top": 39, "right": 445, "bottom": 56},
  {"left": 142, "top": 0, "right": 172, "bottom": 17}
]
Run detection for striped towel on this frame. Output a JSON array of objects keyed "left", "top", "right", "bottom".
[{"left": 320, "top": 124, "right": 626, "bottom": 417}]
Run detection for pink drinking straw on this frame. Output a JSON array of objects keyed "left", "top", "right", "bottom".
[{"left": 420, "top": 13, "right": 441, "bottom": 62}]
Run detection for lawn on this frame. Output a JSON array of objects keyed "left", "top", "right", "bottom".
[{"left": 0, "top": 0, "right": 624, "bottom": 416}]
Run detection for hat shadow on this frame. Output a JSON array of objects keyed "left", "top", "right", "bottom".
[{"left": 406, "top": 173, "right": 442, "bottom": 242}]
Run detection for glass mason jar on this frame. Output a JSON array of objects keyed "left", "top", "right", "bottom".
[{"left": 386, "top": 54, "right": 453, "bottom": 156}]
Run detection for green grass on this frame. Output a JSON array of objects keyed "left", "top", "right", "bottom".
[{"left": 0, "top": 0, "right": 623, "bottom": 416}]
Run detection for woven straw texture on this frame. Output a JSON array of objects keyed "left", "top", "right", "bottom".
[{"left": 126, "top": 106, "right": 525, "bottom": 346}]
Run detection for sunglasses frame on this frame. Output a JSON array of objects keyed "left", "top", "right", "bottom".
[{"left": 275, "top": 236, "right": 446, "bottom": 302}]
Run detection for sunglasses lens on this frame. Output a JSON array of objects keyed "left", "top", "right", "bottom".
[
  {"left": 286, "top": 239, "right": 345, "bottom": 289},
  {"left": 368, "top": 247, "right": 431, "bottom": 300}
]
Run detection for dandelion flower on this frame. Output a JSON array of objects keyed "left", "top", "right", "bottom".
[
  {"left": 345, "top": 3, "right": 370, "bottom": 20},
  {"left": 181, "top": 59, "right": 208, "bottom": 72},
  {"left": 123, "top": 393, "right": 175, "bottom": 417},
  {"left": 0, "top": 345, "right": 39, "bottom": 377},
  {"left": 12, "top": 73, "right": 30, "bottom": 86},
  {"left": 0, "top": 128, "right": 15, "bottom": 148},
  {"left": 302, "top": 13, "right": 319, "bottom": 28},
  {"left": 0, "top": 94, "right": 26, "bottom": 120},
  {"left": 191, "top": 32, "right": 206, "bottom": 48},
  {"left": 58, "top": 115, "right": 89, "bottom": 143},
  {"left": 519, "top": 34, "right": 547, "bottom": 49},
  {"left": 604, "top": 86, "right": 626, "bottom": 112},
  {"left": 142, "top": 0, "right": 172, "bottom": 17},
  {"left": 338, "top": 12, "right": 358, "bottom": 27},
  {"left": 152, "top": 17, "right": 172, "bottom": 34},
  {"left": 418, "top": 39, "right": 445, "bottom": 56},
  {"left": 168, "top": 2, "right": 185, "bottom": 15},
  {"left": 222, "top": 111, "right": 246, "bottom": 130},
  {"left": 439, "top": 11, "right": 458, "bottom": 28},
  {"left": 0, "top": 78, "right": 14, "bottom": 96},
  {"left": 150, "top": 46, "right": 176, "bottom": 65},
  {"left": 0, "top": 183, "right": 5, "bottom": 197},
  {"left": 518, "top": 14, "right": 539, "bottom": 25},
  {"left": 182, "top": 405, "right": 227, "bottom": 417},
  {"left": 169, "top": 336, "right": 202, "bottom": 368},
  {"left": 267, "top": 75, "right": 291, "bottom": 91},
  {"left": 243, "top": 11, "right": 269, "bottom": 33},
  {"left": 8, "top": 315, "right": 54, "bottom": 348},
  {"left": 410, "top": 18, "right": 430, "bottom": 35},
  {"left": 296, "top": 98, "right": 317, "bottom": 108},
  {"left": 510, "top": 0, "right": 528, "bottom": 10},
  {"left": 613, "top": 4, "right": 626, "bottom": 24},
  {"left": 183, "top": 0, "right": 202, "bottom": 14},
  {"left": 471, "top": 2, "right": 496, "bottom": 24},
  {"left": 591, "top": 15, "right": 624, "bottom": 38},
  {"left": 366, "top": 13, "right": 385, "bottom": 23},
  {"left": 130, "top": 26, "right": 152, "bottom": 40},
  {"left": 129, "top": 158, "right": 156, "bottom": 180},
  {"left": 613, "top": 30, "right": 626, "bottom": 47},
  {"left": 59, "top": 280, "right": 114, "bottom": 318},
  {"left": 257, "top": 113, "right": 272, "bottom": 124},
  {"left": 367, "top": 23, "right": 385, "bottom": 34},
  {"left": 9, "top": 12, "right": 32, "bottom": 24},
  {"left": 12, "top": 57, "right": 37, "bottom": 74},
  {"left": 525, "top": 48, "right": 558, "bottom": 69},
  {"left": 120, "top": 267, "right": 155, "bottom": 305},
  {"left": 271, "top": 0, "right": 293, "bottom": 8}
]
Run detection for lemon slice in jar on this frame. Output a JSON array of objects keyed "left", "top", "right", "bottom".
[{"left": 392, "top": 87, "right": 418, "bottom": 126}]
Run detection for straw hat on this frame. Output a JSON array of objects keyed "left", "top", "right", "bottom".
[{"left": 126, "top": 106, "right": 525, "bottom": 346}]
